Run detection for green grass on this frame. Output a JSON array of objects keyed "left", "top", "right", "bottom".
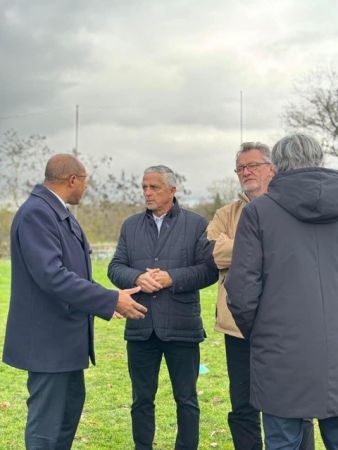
[{"left": 0, "top": 259, "right": 325, "bottom": 449}]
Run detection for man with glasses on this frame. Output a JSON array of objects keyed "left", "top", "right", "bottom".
[
  {"left": 3, "top": 153, "right": 147, "bottom": 449},
  {"left": 207, "top": 142, "right": 314, "bottom": 450}
]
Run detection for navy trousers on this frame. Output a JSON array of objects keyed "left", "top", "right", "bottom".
[
  {"left": 225, "top": 335, "right": 314, "bottom": 450},
  {"left": 25, "top": 370, "right": 85, "bottom": 450},
  {"left": 264, "top": 413, "right": 338, "bottom": 450},
  {"left": 127, "top": 333, "right": 200, "bottom": 450}
]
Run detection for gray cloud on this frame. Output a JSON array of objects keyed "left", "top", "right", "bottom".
[{"left": 1, "top": 0, "right": 338, "bottom": 199}]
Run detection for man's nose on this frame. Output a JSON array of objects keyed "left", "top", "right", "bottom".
[{"left": 242, "top": 166, "right": 251, "bottom": 175}]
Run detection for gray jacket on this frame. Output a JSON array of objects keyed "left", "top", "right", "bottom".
[{"left": 226, "top": 168, "right": 338, "bottom": 419}]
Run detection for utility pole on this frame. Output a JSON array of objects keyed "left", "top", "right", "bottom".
[
  {"left": 73, "top": 105, "right": 80, "bottom": 218},
  {"left": 240, "top": 91, "right": 243, "bottom": 144},
  {"left": 74, "top": 105, "right": 79, "bottom": 155}
]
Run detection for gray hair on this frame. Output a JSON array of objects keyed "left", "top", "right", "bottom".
[
  {"left": 272, "top": 134, "right": 323, "bottom": 172},
  {"left": 144, "top": 165, "right": 177, "bottom": 187},
  {"left": 236, "top": 142, "right": 271, "bottom": 163}
]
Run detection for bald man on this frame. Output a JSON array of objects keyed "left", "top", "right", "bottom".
[{"left": 3, "top": 154, "right": 147, "bottom": 450}]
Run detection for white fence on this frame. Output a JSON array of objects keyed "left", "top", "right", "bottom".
[{"left": 90, "top": 243, "right": 116, "bottom": 260}]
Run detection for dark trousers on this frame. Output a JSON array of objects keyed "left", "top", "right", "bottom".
[
  {"left": 127, "top": 333, "right": 200, "bottom": 450},
  {"left": 264, "top": 413, "right": 337, "bottom": 450},
  {"left": 225, "top": 335, "right": 314, "bottom": 450},
  {"left": 25, "top": 370, "right": 85, "bottom": 450},
  {"left": 225, "top": 334, "right": 262, "bottom": 450}
]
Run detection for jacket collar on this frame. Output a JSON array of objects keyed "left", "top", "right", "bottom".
[
  {"left": 31, "top": 184, "right": 70, "bottom": 221},
  {"left": 145, "top": 197, "right": 180, "bottom": 219},
  {"left": 238, "top": 192, "right": 250, "bottom": 204}
]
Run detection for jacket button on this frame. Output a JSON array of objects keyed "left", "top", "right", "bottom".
[
  {"left": 154, "top": 258, "right": 159, "bottom": 261},
  {"left": 153, "top": 295, "right": 157, "bottom": 299}
]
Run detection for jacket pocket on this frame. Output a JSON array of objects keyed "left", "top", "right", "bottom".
[
  {"left": 170, "top": 293, "right": 200, "bottom": 317},
  {"left": 170, "top": 292, "right": 198, "bottom": 304}
]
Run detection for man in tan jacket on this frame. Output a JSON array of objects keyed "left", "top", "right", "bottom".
[{"left": 207, "top": 142, "right": 314, "bottom": 450}]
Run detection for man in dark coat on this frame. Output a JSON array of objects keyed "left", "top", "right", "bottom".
[
  {"left": 108, "top": 165, "right": 218, "bottom": 450},
  {"left": 208, "top": 141, "right": 314, "bottom": 450},
  {"left": 3, "top": 154, "right": 147, "bottom": 450},
  {"left": 226, "top": 134, "right": 338, "bottom": 449}
]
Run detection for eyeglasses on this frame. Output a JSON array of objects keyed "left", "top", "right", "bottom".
[
  {"left": 47, "top": 174, "right": 89, "bottom": 182},
  {"left": 234, "top": 162, "right": 271, "bottom": 174},
  {"left": 75, "top": 174, "right": 89, "bottom": 181}
]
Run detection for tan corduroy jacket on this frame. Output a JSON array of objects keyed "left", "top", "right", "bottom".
[{"left": 207, "top": 193, "right": 249, "bottom": 338}]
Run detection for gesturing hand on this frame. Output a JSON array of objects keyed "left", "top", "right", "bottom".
[
  {"left": 112, "top": 311, "right": 124, "bottom": 319},
  {"left": 115, "top": 286, "right": 147, "bottom": 319}
]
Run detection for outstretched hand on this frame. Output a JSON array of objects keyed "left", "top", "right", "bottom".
[{"left": 115, "top": 286, "right": 147, "bottom": 319}]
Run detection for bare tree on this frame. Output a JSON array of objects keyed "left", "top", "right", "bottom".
[
  {"left": 76, "top": 153, "right": 144, "bottom": 206},
  {"left": 193, "top": 176, "right": 239, "bottom": 220},
  {"left": 80, "top": 154, "right": 191, "bottom": 206},
  {"left": 0, "top": 130, "right": 194, "bottom": 244},
  {"left": 207, "top": 177, "right": 239, "bottom": 205},
  {"left": 283, "top": 66, "right": 338, "bottom": 156},
  {"left": 0, "top": 129, "right": 51, "bottom": 208}
]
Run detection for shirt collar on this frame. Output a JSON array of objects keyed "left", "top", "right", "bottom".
[
  {"left": 46, "top": 188, "right": 68, "bottom": 209},
  {"left": 152, "top": 212, "right": 167, "bottom": 221}
]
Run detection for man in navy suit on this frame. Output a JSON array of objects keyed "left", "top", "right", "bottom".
[{"left": 2, "top": 154, "right": 147, "bottom": 450}]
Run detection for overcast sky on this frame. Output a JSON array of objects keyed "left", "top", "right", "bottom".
[{"left": 1, "top": 0, "right": 338, "bottom": 201}]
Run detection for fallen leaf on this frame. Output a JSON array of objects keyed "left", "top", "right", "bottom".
[{"left": 0, "top": 401, "right": 10, "bottom": 410}]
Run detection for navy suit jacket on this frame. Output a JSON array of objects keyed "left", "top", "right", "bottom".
[{"left": 3, "top": 184, "right": 117, "bottom": 372}]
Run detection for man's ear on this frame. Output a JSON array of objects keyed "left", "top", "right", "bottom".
[{"left": 68, "top": 174, "right": 77, "bottom": 187}]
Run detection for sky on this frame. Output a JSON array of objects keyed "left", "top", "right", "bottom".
[{"left": 1, "top": 0, "right": 338, "bottom": 202}]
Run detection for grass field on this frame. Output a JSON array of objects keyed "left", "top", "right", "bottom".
[{"left": 0, "top": 259, "right": 325, "bottom": 449}]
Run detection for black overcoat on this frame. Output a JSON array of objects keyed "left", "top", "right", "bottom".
[{"left": 226, "top": 168, "right": 338, "bottom": 419}]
